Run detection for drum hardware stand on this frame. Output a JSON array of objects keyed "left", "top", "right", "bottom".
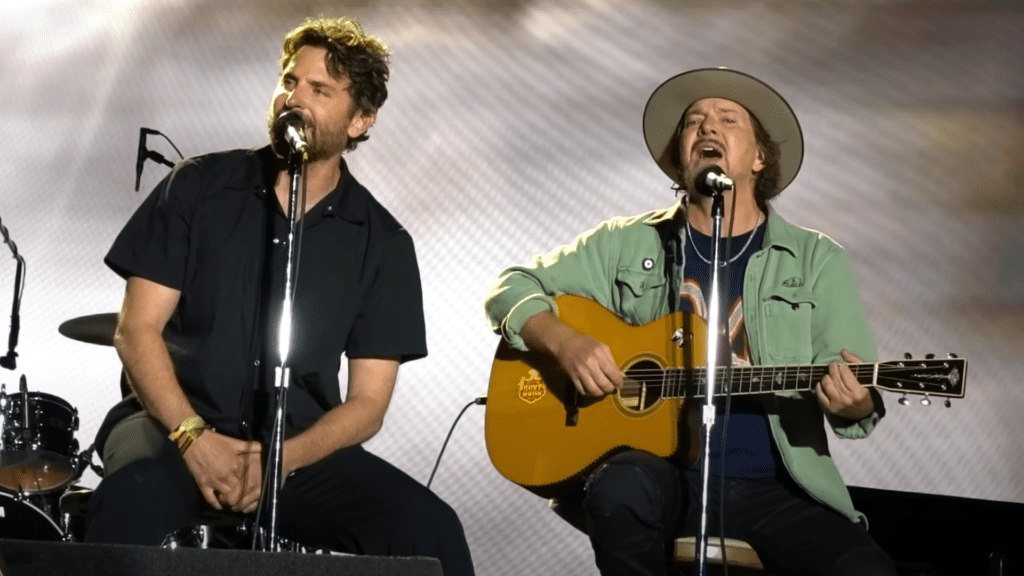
[
  {"left": 254, "top": 135, "right": 308, "bottom": 553},
  {"left": 19, "top": 375, "right": 30, "bottom": 448},
  {"left": 0, "top": 383, "right": 6, "bottom": 452},
  {"left": 0, "top": 377, "right": 34, "bottom": 457},
  {"left": 61, "top": 509, "right": 76, "bottom": 542}
]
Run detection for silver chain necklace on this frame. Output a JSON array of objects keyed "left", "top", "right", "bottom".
[{"left": 685, "top": 212, "right": 764, "bottom": 265}]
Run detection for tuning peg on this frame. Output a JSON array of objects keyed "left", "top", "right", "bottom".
[
  {"left": 903, "top": 352, "right": 913, "bottom": 360},
  {"left": 947, "top": 353, "right": 958, "bottom": 359},
  {"left": 920, "top": 395, "right": 931, "bottom": 407},
  {"left": 898, "top": 394, "right": 909, "bottom": 406},
  {"left": 925, "top": 353, "right": 935, "bottom": 359},
  {"left": 944, "top": 399, "right": 952, "bottom": 408}
]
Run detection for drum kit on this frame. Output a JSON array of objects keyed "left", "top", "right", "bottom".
[
  {"left": 0, "top": 313, "right": 315, "bottom": 552},
  {"left": 0, "top": 312, "right": 116, "bottom": 542}
]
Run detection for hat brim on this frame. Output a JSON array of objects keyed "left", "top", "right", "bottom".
[{"left": 643, "top": 68, "right": 803, "bottom": 198}]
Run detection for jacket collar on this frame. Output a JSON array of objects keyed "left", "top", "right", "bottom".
[
  {"left": 762, "top": 210, "right": 800, "bottom": 257},
  {"left": 641, "top": 199, "right": 684, "bottom": 226},
  {"left": 646, "top": 198, "right": 801, "bottom": 257}
]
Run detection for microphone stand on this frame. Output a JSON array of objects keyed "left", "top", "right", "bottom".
[
  {"left": 694, "top": 187, "right": 729, "bottom": 576},
  {"left": 0, "top": 216, "right": 25, "bottom": 371},
  {"left": 258, "top": 148, "right": 307, "bottom": 552}
]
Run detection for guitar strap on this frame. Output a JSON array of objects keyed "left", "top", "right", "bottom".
[{"left": 656, "top": 203, "right": 687, "bottom": 315}]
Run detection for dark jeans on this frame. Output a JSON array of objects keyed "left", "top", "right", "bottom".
[
  {"left": 582, "top": 451, "right": 897, "bottom": 576},
  {"left": 85, "top": 412, "right": 475, "bottom": 576}
]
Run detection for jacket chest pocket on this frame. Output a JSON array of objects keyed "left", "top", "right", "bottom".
[
  {"left": 614, "top": 268, "right": 666, "bottom": 321},
  {"left": 761, "top": 289, "right": 815, "bottom": 362}
]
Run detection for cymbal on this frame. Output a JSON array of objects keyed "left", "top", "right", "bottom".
[{"left": 58, "top": 313, "right": 118, "bottom": 346}]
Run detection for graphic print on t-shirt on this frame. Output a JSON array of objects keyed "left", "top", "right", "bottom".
[{"left": 679, "top": 222, "right": 780, "bottom": 478}]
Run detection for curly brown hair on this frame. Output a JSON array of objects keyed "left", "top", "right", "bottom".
[{"left": 279, "top": 17, "right": 390, "bottom": 152}]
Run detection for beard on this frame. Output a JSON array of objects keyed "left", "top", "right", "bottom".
[{"left": 267, "top": 106, "right": 348, "bottom": 161}]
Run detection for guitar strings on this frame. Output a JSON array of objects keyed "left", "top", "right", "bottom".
[{"left": 613, "top": 364, "right": 958, "bottom": 397}]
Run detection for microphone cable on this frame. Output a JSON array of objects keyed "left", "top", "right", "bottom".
[
  {"left": 426, "top": 396, "right": 486, "bottom": 490},
  {"left": 135, "top": 127, "right": 184, "bottom": 192}
]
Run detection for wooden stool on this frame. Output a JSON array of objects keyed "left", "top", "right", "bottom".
[{"left": 672, "top": 536, "right": 769, "bottom": 575}]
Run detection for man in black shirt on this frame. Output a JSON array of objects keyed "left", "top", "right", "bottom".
[{"left": 86, "top": 17, "right": 474, "bottom": 575}]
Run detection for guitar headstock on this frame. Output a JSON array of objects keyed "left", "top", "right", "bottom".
[{"left": 875, "top": 355, "right": 967, "bottom": 406}]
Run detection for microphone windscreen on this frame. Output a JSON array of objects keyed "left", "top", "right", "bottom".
[
  {"left": 274, "top": 110, "right": 305, "bottom": 135},
  {"left": 692, "top": 164, "right": 726, "bottom": 197},
  {"left": 273, "top": 110, "right": 307, "bottom": 157}
]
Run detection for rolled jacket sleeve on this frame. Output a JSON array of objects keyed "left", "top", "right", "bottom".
[
  {"left": 484, "top": 220, "right": 622, "bottom": 351},
  {"left": 484, "top": 206, "right": 680, "bottom": 351}
]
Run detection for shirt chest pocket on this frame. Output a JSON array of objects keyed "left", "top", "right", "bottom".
[
  {"left": 614, "top": 267, "right": 666, "bottom": 322},
  {"left": 761, "top": 289, "right": 815, "bottom": 362}
]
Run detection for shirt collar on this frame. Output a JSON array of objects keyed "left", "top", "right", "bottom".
[
  {"left": 229, "top": 146, "right": 367, "bottom": 225},
  {"left": 322, "top": 157, "right": 366, "bottom": 224}
]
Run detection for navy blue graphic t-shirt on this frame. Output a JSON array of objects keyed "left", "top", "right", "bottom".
[{"left": 680, "top": 220, "right": 782, "bottom": 479}]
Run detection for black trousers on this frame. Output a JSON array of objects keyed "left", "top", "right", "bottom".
[
  {"left": 582, "top": 451, "right": 897, "bottom": 576},
  {"left": 85, "top": 413, "right": 475, "bottom": 576}
]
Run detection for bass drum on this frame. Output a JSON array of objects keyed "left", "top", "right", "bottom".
[
  {"left": 0, "top": 491, "right": 63, "bottom": 540},
  {"left": 0, "top": 392, "right": 80, "bottom": 493}
]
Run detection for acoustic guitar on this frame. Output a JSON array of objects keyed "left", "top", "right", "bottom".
[{"left": 485, "top": 295, "right": 967, "bottom": 496}]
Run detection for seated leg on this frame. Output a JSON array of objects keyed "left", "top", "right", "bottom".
[
  {"left": 276, "top": 445, "right": 474, "bottom": 576},
  {"left": 583, "top": 451, "right": 683, "bottom": 576},
  {"left": 84, "top": 411, "right": 204, "bottom": 545},
  {"left": 719, "top": 475, "right": 897, "bottom": 576}
]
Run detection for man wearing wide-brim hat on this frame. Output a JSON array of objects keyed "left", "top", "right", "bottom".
[{"left": 485, "top": 68, "right": 896, "bottom": 574}]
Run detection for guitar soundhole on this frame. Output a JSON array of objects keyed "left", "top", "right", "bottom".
[{"left": 620, "top": 360, "right": 664, "bottom": 413}]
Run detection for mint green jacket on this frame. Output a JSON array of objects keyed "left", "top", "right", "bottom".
[{"left": 484, "top": 202, "right": 883, "bottom": 523}]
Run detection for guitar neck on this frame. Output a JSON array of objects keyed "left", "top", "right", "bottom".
[
  {"left": 641, "top": 358, "right": 964, "bottom": 400},
  {"left": 651, "top": 363, "right": 877, "bottom": 399}
]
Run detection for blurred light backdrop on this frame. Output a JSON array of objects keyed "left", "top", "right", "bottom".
[{"left": 3, "top": 1, "right": 1023, "bottom": 573}]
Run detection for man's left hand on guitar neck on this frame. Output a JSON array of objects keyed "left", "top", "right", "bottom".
[{"left": 815, "top": 349, "right": 875, "bottom": 421}]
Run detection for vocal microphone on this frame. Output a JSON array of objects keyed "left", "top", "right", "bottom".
[
  {"left": 135, "top": 128, "right": 170, "bottom": 192},
  {"left": 135, "top": 128, "right": 155, "bottom": 192},
  {"left": 692, "top": 164, "right": 734, "bottom": 197},
  {"left": 274, "top": 110, "right": 309, "bottom": 156}
]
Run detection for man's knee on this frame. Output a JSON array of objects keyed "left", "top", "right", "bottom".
[
  {"left": 830, "top": 545, "right": 898, "bottom": 576},
  {"left": 86, "top": 456, "right": 199, "bottom": 544},
  {"left": 583, "top": 454, "right": 679, "bottom": 529}
]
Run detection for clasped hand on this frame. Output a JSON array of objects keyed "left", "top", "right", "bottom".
[{"left": 181, "top": 430, "right": 266, "bottom": 513}]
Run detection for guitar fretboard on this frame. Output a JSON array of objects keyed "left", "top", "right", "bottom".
[{"left": 626, "top": 363, "right": 879, "bottom": 399}]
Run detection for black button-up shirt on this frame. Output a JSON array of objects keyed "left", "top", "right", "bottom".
[{"left": 103, "top": 146, "right": 426, "bottom": 442}]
